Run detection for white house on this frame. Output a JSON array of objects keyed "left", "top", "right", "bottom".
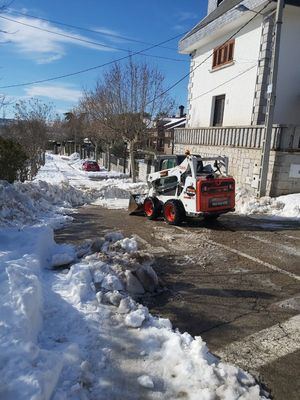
[
  {"left": 181, "top": 0, "right": 300, "bottom": 127},
  {"left": 174, "top": 0, "right": 300, "bottom": 196}
]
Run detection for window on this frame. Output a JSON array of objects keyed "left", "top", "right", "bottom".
[
  {"left": 161, "top": 159, "right": 176, "bottom": 170},
  {"left": 212, "top": 39, "right": 235, "bottom": 69},
  {"left": 212, "top": 95, "right": 225, "bottom": 127}
]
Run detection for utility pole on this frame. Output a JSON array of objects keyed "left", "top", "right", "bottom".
[{"left": 257, "top": 0, "right": 285, "bottom": 197}]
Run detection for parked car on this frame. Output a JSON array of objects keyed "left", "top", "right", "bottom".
[{"left": 82, "top": 160, "right": 100, "bottom": 172}]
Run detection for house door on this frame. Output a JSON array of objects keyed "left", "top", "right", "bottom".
[{"left": 213, "top": 95, "right": 225, "bottom": 126}]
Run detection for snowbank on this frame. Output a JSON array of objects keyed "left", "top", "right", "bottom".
[
  {"left": 0, "top": 180, "right": 96, "bottom": 228},
  {"left": 236, "top": 189, "right": 300, "bottom": 219},
  {"left": 0, "top": 154, "right": 147, "bottom": 227},
  {"left": 0, "top": 226, "right": 76, "bottom": 400}
]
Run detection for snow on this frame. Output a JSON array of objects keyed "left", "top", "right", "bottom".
[
  {"left": 116, "top": 237, "right": 138, "bottom": 253},
  {"left": 0, "top": 226, "right": 71, "bottom": 400},
  {"left": 0, "top": 154, "right": 270, "bottom": 399},
  {"left": 0, "top": 227, "right": 268, "bottom": 399},
  {"left": 125, "top": 306, "right": 149, "bottom": 328},
  {"left": 137, "top": 374, "right": 154, "bottom": 389},
  {"left": 0, "top": 154, "right": 147, "bottom": 227},
  {"left": 236, "top": 189, "right": 300, "bottom": 219}
]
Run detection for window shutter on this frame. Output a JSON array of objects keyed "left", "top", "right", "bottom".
[{"left": 212, "top": 39, "right": 235, "bottom": 69}]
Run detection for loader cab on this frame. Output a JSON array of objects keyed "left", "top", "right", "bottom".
[
  {"left": 196, "top": 160, "right": 204, "bottom": 175},
  {"left": 155, "top": 155, "right": 186, "bottom": 171},
  {"left": 153, "top": 175, "right": 178, "bottom": 196}
]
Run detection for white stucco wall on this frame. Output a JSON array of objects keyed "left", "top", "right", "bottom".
[
  {"left": 274, "top": 5, "right": 300, "bottom": 125},
  {"left": 187, "top": 18, "right": 262, "bottom": 128}
]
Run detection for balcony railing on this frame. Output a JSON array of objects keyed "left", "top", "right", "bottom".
[{"left": 174, "top": 125, "right": 300, "bottom": 151}]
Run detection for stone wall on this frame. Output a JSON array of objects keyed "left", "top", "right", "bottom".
[
  {"left": 98, "top": 153, "right": 130, "bottom": 174},
  {"left": 251, "top": 13, "right": 274, "bottom": 125},
  {"left": 138, "top": 161, "right": 155, "bottom": 182},
  {"left": 271, "top": 152, "right": 300, "bottom": 196}
]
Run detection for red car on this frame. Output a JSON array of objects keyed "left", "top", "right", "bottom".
[{"left": 82, "top": 161, "right": 100, "bottom": 172}]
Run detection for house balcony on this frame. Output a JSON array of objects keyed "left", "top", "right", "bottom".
[{"left": 174, "top": 125, "right": 300, "bottom": 151}]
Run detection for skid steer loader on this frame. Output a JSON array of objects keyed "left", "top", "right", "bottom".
[{"left": 129, "top": 152, "right": 235, "bottom": 225}]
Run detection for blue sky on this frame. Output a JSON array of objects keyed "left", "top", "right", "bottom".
[{"left": 0, "top": 0, "right": 207, "bottom": 118}]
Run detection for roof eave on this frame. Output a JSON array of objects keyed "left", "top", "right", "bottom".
[{"left": 178, "top": 0, "right": 277, "bottom": 53}]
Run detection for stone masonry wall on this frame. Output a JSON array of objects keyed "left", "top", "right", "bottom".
[
  {"left": 251, "top": 13, "right": 275, "bottom": 125},
  {"left": 138, "top": 161, "right": 155, "bottom": 182},
  {"left": 271, "top": 152, "right": 300, "bottom": 196}
]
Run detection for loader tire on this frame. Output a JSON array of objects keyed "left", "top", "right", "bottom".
[
  {"left": 163, "top": 200, "right": 185, "bottom": 226},
  {"left": 144, "top": 197, "right": 162, "bottom": 220}
]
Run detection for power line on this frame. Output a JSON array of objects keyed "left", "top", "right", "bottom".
[
  {"left": 0, "top": 14, "right": 186, "bottom": 63},
  {"left": 6, "top": 9, "right": 177, "bottom": 51},
  {"left": 146, "top": 0, "right": 271, "bottom": 106},
  {"left": 0, "top": 31, "right": 188, "bottom": 89},
  {"left": 0, "top": 1, "right": 270, "bottom": 94}
]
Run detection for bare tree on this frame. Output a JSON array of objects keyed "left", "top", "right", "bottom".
[
  {"left": 79, "top": 95, "right": 117, "bottom": 169},
  {"left": 0, "top": 95, "right": 6, "bottom": 111},
  {"left": 64, "top": 109, "right": 87, "bottom": 153},
  {"left": 82, "top": 59, "right": 174, "bottom": 181},
  {"left": 6, "top": 98, "right": 54, "bottom": 179}
]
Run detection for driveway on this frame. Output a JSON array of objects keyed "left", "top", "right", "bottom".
[{"left": 55, "top": 205, "right": 300, "bottom": 400}]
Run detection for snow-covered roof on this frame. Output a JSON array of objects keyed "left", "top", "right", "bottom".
[
  {"left": 165, "top": 119, "right": 186, "bottom": 130},
  {"left": 164, "top": 117, "right": 186, "bottom": 127}
]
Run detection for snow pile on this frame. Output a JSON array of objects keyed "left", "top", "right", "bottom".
[
  {"left": 87, "top": 234, "right": 267, "bottom": 399},
  {"left": 0, "top": 180, "right": 98, "bottom": 228},
  {"left": 69, "top": 152, "right": 80, "bottom": 161},
  {"left": 236, "top": 189, "right": 300, "bottom": 219},
  {"left": 0, "top": 154, "right": 148, "bottom": 227},
  {"left": 0, "top": 226, "right": 76, "bottom": 400}
]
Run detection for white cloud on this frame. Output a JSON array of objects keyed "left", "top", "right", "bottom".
[
  {"left": 24, "top": 85, "right": 82, "bottom": 102},
  {"left": 172, "top": 24, "right": 185, "bottom": 32},
  {"left": 176, "top": 11, "right": 199, "bottom": 21},
  {"left": 93, "top": 26, "right": 126, "bottom": 43},
  {"left": 0, "top": 13, "right": 115, "bottom": 63}
]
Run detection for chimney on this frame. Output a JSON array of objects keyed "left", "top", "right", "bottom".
[{"left": 179, "top": 105, "right": 185, "bottom": 118}]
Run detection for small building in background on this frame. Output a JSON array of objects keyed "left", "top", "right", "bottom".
[{"left": 146, "top": 106, "right": 186, "bottom": 154}]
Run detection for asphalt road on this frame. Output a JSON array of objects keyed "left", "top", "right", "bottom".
[{"left": 55, "top": 205, "right": 300, "bottom": 400}]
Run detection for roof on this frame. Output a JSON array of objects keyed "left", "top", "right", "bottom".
[
  {"left": 164, "top": 117, "right": 186, "bottom": 127},
  {"left": 182, "top": 0, "right": 244, "bottom": 41},
  {"left": 165, "top": 119, "right": 186, "bottom": 130},
  {"left": 181, "top": 0, "right": 300, "bottom": 44}
]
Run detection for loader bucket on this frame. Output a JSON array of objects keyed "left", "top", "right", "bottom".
[{"left": 128, "top": 194, "right": 146, "bottom": 215}]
